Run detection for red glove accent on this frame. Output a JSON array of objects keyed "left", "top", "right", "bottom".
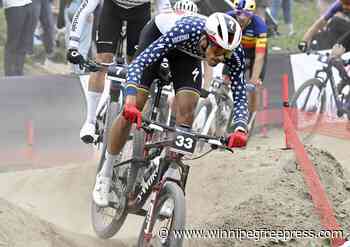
[
  {"left": 122, "top": 103, "right": 142, "bottom": 128},
  {"left": 228, "top": 131, "right": 248, "bottom": 148}
]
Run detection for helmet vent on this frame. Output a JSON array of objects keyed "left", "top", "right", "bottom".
[{"left": 217, "top": 24, "right": 223, "bottom": 40}]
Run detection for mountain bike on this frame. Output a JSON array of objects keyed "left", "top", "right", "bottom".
[
  {"left": 125, "top": 77, "right": 232, "bottom": 247},
  {"left": 70, "top": 21, "right": 131, "bottom": 238},
  {"left": 290, "top": 50, "right": 350, "bottom": 140},
  {"left": 75, "top": 53, "right": 174, "bottom": 239},
  {"left": 192, "top": 77, "right": 233, "bottom": 150}
]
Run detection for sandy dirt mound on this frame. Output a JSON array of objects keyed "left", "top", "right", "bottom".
[
  {"left": 0, "top": 197, "right": 126, "bottom": 247},
  {"left": 185, "top": 143, "right": 350, "bottom": 247}
]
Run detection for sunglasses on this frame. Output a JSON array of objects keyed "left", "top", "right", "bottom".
[{"left": 207, "top": 39, "right": 233, "bottom": 58}]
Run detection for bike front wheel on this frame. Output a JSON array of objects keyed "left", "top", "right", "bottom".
[
  {"left": 290, "top": 78, "right": 326, "bottom": 141},
  {"left": 91, "top": 99, "right": 129, "bottom": 239},
  {"left": 138, "top": 182, "right": 186, "bottom": 247}
]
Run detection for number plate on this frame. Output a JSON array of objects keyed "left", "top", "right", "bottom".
[{"left": 170, "top": 132, "right": 197, "bottom": 155}]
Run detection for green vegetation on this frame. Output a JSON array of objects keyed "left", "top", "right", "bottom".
[{"left": 268, "top": 0, "right": 319, "bottom": 54}]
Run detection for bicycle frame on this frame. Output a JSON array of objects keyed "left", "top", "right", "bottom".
[
  {"left": 313, "top": 58, "right": 350, "bottom": 117},
  {"left": 137, "top": 118, "right": 228, "bottom": 244}
]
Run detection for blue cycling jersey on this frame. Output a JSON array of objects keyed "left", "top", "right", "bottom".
[
  {"left": 127, "top": 13, "right": 248, "bottom": 130},
  {"left": 323, "top": 0, "right": 350, "bottom": 21}
]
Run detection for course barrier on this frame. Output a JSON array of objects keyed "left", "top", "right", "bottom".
[{"left": 282, "top": 74, "right": 346, "bottom": 247}]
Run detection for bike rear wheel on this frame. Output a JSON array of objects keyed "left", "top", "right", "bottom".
[
  {"left": 138, "top": 181, "right": 186, "bottom": 247},
  {"left": 91, "top": 99, "right": 129, "bottom": 239},
  {"left": 290, "top": 78, "right": 326, "bottom": 142}
]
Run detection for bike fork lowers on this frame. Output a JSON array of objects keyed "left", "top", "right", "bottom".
[{"left": 143, "top": 183, "right": 163, "bottom": 243}]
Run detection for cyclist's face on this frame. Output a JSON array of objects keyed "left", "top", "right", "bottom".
[
  {"left": 234, "top": 10, "right": 253, "bottom": 28},
  {"left": 205, "top": 43, "right": 231, "bottom": 66}
]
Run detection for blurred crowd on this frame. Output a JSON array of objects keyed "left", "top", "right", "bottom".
[
  {"left": 0, "top": 0, "right": 335, "bottom": 77},
  {"left": 0, "top": 0, "right": 98, "bottom": 76}
]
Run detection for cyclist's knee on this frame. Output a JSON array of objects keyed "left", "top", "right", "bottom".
[{"left": 175, "top": 90, "right": 199, "bottom": 123}]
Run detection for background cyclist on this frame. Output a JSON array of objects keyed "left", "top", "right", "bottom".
[
  {"left": 224, "top": 0, "right": 268, "bottom": 130},
  {"left": 66, "top": 0, "right": 172, "bottom": 144},
  {"left": 298, "top": 0, "right": 350, "bottom": 52}
]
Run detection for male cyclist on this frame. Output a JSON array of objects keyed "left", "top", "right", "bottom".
[
  {"left": 225, "top": 0, "right": 268, "bottom": 130},
  {"left": 298, "top": 0, "right": 350, "bottom": 51},
  {"left": 92, "top": 12, "right": 249, "bottom": 207},
  {"left": 66, "top": 0, "right": 172, "bottom": 144}
]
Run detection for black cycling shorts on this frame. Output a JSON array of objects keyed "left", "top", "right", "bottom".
[
  {"left": 96, "top": 0, "right": 151, "bottom": 56},
  {"left": 135, "top": 19, "right": 202, "bottom": 95}
]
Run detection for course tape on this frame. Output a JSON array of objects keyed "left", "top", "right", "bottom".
[{"left": 282, "top": 74, "right": 345, "bottom": 247}]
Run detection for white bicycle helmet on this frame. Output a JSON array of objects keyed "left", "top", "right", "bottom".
[
  {"left": 174, "top": 0, "right": 198, "bottom": 14},
  {"left": 205, "top": 12, "right": 242, "bottom": 50}
]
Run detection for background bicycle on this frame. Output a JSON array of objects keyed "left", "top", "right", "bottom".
[
  {"left": 290, "top": 48, "right": 350, "bottom": 141},
  {"left": 192, "top": 77, "right": 233, "bottom": 150}
]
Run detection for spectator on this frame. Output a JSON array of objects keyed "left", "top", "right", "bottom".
[
  {"left": 3, "top": 0, "right": 34, "bottom": 76},
  {"left": 271, "top": 0, "right": 294, "bottom": 36},
  {"left": 31, "top": 0, "right": 56, "bottom": 61}
]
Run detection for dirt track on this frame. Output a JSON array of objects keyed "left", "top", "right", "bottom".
[{"left": 1, "top": 129, "right": 350, "bottom": 246}]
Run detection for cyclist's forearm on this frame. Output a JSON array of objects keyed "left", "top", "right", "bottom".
[
  {"left": 69, "top": 0, "right": 99, "bottom": 49},
  {"left": 303, "top": 18, "right": 327, "bottom": 43},
  {"left": 125, "top": 94, "right": 137, "bottom": 105},
  {"left": 250, "top": 53, "right": 265, "bottom": 82}
]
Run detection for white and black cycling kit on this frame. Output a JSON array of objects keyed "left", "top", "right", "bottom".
[
  {"left": 69, "top": 0, "right": 171, "bottom": 56},
  {"left": 126, "top": 12, "right": 249, "bottom": 131}
]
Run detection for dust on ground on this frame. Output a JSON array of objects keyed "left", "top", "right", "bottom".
[{"left": 0, "top": 197, "right": 127, "bottom": 247}]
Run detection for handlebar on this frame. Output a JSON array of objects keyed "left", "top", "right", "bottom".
[
  {"left": 305, "top": 49, "right": 330, "bottom": 64},
  {"left": 74, "top": 52, "right": 172, "bottom": 84},
  {"left": 141, "top": 118, "right": 230, "bottom": 151},
  {"left": 304, "top": 48, "right": 350, "bottom": 79}
]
